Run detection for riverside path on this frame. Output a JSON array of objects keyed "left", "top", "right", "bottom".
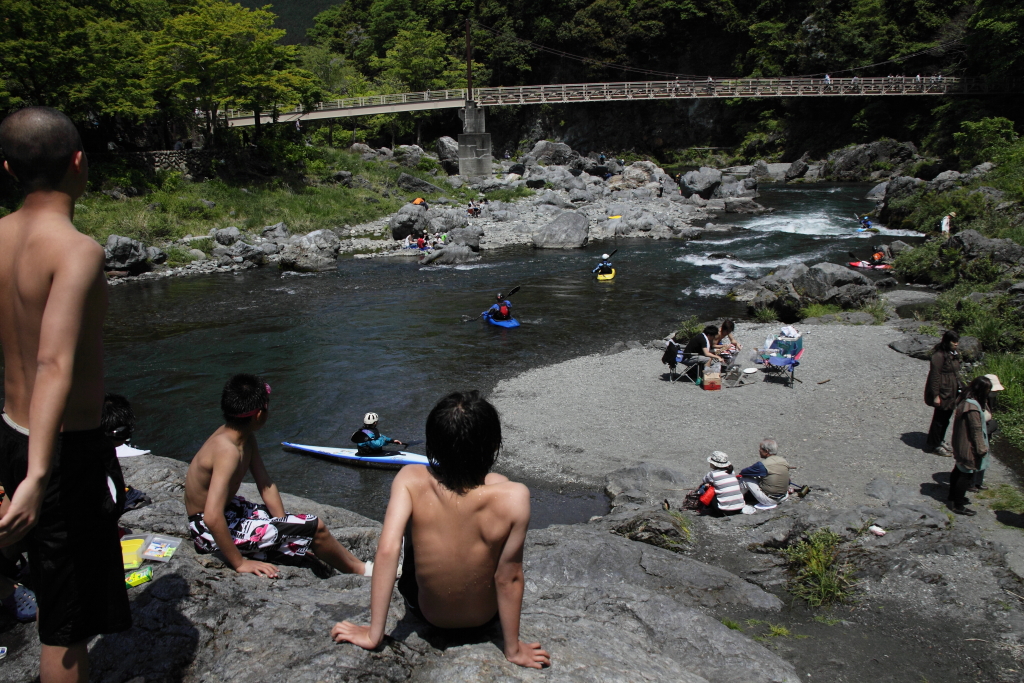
[{"left": 222, "top": 76, "right": 1005, "bottom": 128}]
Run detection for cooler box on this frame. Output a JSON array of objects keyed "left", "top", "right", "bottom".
[{"left": 772, "top": 334, "right": 803, "bottom": 358}]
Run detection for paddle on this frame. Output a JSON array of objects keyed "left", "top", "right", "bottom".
[{"left": 461, "top": 285, "right": 522, "bottom": 322}]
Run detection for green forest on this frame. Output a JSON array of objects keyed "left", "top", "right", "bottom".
[{"left": 1, "top": 0, "right": 1022, "bottom": 159}]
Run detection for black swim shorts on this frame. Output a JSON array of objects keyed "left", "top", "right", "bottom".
[{"left": 0, "top": 417, "right": 132, "bottom": 646}]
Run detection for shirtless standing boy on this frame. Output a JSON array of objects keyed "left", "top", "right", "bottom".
[
  {"left": 0, "top": 107, "right": 131, "bottom": 683},
  {"left": 184, "top": 374, "right": 369, "bottom": 578},
  {"left": 332, "top": 390, "right": 550, "bottom": 669}
]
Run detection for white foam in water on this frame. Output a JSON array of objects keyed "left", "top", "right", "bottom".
[{"left": 741, "top": 209, "right": 920, "bottom": 237}]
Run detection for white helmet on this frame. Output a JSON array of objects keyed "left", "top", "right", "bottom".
[
  {"left": 363, "top": 412, "right": 378, "bottom": 425},
  {"left": 602, "top": 253, "right": 610, "bottom": 259}
]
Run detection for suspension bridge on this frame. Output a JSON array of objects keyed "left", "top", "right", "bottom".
[{"left": 221, "top": 76, "right": 1000, "bottom": 128}]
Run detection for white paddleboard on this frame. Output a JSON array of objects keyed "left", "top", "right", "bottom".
[
  {"left": 282, "top": 442, "right": 429, "bottom": 469},
  {"left": 117, "top": 444, "right": 151, "bottom": 458}
]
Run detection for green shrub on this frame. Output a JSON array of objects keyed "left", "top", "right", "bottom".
[
  {"left": 953, "top": 117, "right": 1018, "bottom": 169},
  {"left": 859, "top": 299, "right": 890, "bottom": 325},
  {"left": 971, "top": 353, "right": 1024, "bottom": 450},
  {"left": 164, "top": 246, "right": 198, "bottom": 266},
  {"left": 753, "top": 306, "right": 777, "bottom": 323},
  {"left": 673, "top": 315, "right": 703, "bottom": 342},
  {"left": 782, "top": 529, "right": 857, "bottom": 607},
  {"left": 799, "top": 303, "right": 841, "bottom": 319}
]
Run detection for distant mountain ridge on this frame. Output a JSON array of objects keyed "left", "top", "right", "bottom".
[{"left": 236, "top": 0, "right": 337, "bottom": 43}]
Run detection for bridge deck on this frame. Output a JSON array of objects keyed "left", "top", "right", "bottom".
[{"left": 223, "top": 76, "right": 999, "bottom": 127}]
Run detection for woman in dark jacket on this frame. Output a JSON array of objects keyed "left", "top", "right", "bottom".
[
  {"left": 924, "top": 330, "right": 961, "bottom": 456},
  {"left": 948, "top": 376, "right": 992, "bottom": 515}
]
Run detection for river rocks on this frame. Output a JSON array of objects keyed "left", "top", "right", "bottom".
[
  {"left": 330, "top": 170, "right": 353, "bottom": 186},
  {"left": 394, "top": 145, "right": 424, "bottom": 168},
  {"left": 104, "top": 235, "right": 149, "bottom": 272},
  {"left": 262, "top": 222, "right": 290, "bottom": 240},
  {"left": 533, "top": 211, "right": 589, "bottom": 248},
  {"left": 784, "top": 153, "right": 810, "bottom": 181},
  {"left": 389, "top": 204, "right": 428, "bottom": 240},
  {"left": 529, "top": 140, "right": 577, "bottom": 166},
  {"left": 716, "top": 175, "right": 758, "bottom": 199},
  {"left": 420, "top": 243, "right": 480, "bottom": 265},
  {"left": 145, "top": 246, "right": 167, "bottom": 265},
  {"left": 822, "top": 140, "right": 919, "bottom": 181},
  {"left": 866, "top": 181, "right": 888, "bottom": 200},
  {"left": 794, "top": 262, "right": 875, "bottom": 300},
  {"left": 950, "top": 229, "right": 1024, "bottom": 276},
  {"left": 2, "top": 454, "right": 802, "bottom": 683},
  {"left": 680, "top": 167, "right": 722, "bottom": 199},
  {"left": 213, "top": 226, "right": 240, "bottom": 246},
  {"left": 731, "top": 262, "right": 878, "bottom": 316},
  {"left": 397, "top": 172, "right": 444, "bottom": 195},
  {"left": 448, "top": 226, "right": 484, "bottom": 251},
  {"left": 435, "top": 136, "right": 459, "bottom": 174},
  {"left": 278, "top": 229, "right": 341, "bottom": 272},
  {"left": 187, "top": 248, "right": 206, "bottom": 261},
  {"left": 927, "top": 169, "right": 963, "bottom": 193}
]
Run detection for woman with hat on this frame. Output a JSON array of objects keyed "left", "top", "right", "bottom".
[
  {"left": 948, "top": 376, "right": 993, "bottom": 515},
  {"left": 924, "top": 330, "right": 961, "bottom": 456},
  {"left": 968, "top": 374, "right": 1005, "bottom": 492},
  {"left": 702, "top": 451, "right": 745, "bottom": 514}
]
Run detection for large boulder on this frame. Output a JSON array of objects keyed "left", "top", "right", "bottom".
[
  {"left": 104, "top": 235, "right": 148, "bottom": 272},
  {"left": 435, "top": 136, "right": 460, "bottom": 174},
  {"left": 426, "top": 208, "right": 469, "bottom": 234},
  {"left": 389, "top": 204, "right": 428, "bottom": 240},
  {"left": 784, "top": 153, "right": 810, "bottom": 181},
  {"left": 793, "top": 263, "right": 876, "bottom": 304},
  {"left": 420, "top": 243, "right": 480, "bottom": 265},
  {"left": 532, "top": 211, "right": 589, "bottom": 249},
  {"left": 448, "top": 226, "right": 485, "bottom": 251},
  {"left": 865, "top": 181, "right": 888, "bottom": 200},
  {"left": 227, "top": 241, "right": 265, "bottom": 266},
  {"left": 261, "top": 222, "right": 290, "bottom": 240},
  {"left": 714, "top": 175, "right": 757, "bottom": 199},
  {"left": 278, "top": 230, "right": 341, "bottom": 272},
  {"left": 213, "top": 226, "right": 240, "bottom": 246},
  {"left": 394, "top": 145, "right": 424, "bottom": 168},
  {"left": 529, "top": 140, "right": 577, "bottom": 166},
  {"left": 145, "top": 246, "right": 167, "bottom": 265},
  {"left": 397, "top": 172, "right": 444, "bottom": 195},
  {"left": 822, "top": 140, "right": 918, "bottom": 181},
  {"left": 680, "top": 167, "right": 722, "bottom": 199},
  {"left": 951, "top": 230, "right": 1024, "bottom": 272}
]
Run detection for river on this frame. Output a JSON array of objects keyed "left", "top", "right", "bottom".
[{"left": 99, "top": 182, "right": 918, "bottom": 525}]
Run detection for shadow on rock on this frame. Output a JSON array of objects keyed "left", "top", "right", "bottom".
[
  {"left": 900, "top": 431, "right": 928, "bottom": 450},
  {"left": 918, "top": 471, "right": 951, "bottom": 502},
  {"left": 390, "top": 612, "right": 503, "bottom": 654},
  {"left": 89, "top": 574, "right": 198, "bottom": 682}
]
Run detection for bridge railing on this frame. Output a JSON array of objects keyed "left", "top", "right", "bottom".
[
  {"left": 221, "top": 76, "right": 1002, "bottom": 122},
  {"left": 222, "top": 88, "right": 468, "bottom": 122}
]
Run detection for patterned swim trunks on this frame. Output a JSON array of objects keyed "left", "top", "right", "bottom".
[{"left": 188, "top": 495, "right": 318, "bottom": 559}]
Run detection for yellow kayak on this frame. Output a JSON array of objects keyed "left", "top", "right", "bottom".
[{"left": 596, "top": 268, "right": 616, "bottom": 281}]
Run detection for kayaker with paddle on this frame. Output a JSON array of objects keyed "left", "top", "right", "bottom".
[
  {"left": 593, "top": 253, "right": 614, "bottom": 276},
  {"left": 352, "top": 413, "right": 406, "bottom": 455},
  {"left": 488, "top": 292, "right": 513, "bottom": 321}
]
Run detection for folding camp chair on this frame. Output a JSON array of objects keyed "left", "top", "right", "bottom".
[{"left": 762, "top": 348, "right": 803, "bottom": 387}]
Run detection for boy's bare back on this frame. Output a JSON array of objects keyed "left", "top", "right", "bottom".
[
  {"left": 398, "top": 464, "right": 529, "bottom": 627},
  {"left": 0, "top": 208, "right": 107, "bottom": 431},
  {"left": 183, "top": 427, "right": 256, "bottom": 516}
]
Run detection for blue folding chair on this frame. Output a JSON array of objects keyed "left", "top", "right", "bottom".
[{"left": 763, "top": 348, "right": 803, "bottom": 387}]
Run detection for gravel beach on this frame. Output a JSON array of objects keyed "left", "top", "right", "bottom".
[{"left": 491, "top": 321, "right": 1013, "bottom": 509}]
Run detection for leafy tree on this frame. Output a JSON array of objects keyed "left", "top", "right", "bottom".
[
  {"left": 953, "top": 117, "right": 1018, "bottom": 168},
  {"left": 300, "top": 45, "right": 368, "bottom": 97},
  {"left": 967, "top": 0, "right": 1024, "bottom": 82},
  {"left": 147, "top": 0, "right": 316, "bottom": 141}
]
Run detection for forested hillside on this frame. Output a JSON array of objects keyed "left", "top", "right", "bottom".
[{"left": 1, "top": 0, "right": 1022, "bottom": 160}]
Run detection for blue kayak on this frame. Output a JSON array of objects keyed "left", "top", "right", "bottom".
[
  {"left": 282, "top": 442, "right": 429, "bottom": 470},
  {"left": 483, "top": 312, "right": 520, "bottom": 328}
]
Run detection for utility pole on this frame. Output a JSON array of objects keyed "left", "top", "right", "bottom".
[{"left": 465, "top": 19, "right": 473, "bottom": 102}]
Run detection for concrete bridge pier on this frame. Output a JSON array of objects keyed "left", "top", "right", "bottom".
[{"left": 458, "top": 102, "right": 492, "bottom": 177}]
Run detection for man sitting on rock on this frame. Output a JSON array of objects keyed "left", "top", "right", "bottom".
[
  {"left": 184, "top": 374, "right": 369, "bottom": 578},
  {"left": 737, "top": 439, "right": 796, "bottom": 510},
  {"left": 332, "top": 390, "right": 550, "bottom": 669}
]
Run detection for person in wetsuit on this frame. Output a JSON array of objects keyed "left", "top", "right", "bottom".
[
  {"left": 593, "top": 253, "right": 614, "bottom": 276},
  {"left": 488, "top": 293, "right": 513, "bottom": 321},
  {"left": 352, "top": 413, "right": 405, "bottom": 454}
]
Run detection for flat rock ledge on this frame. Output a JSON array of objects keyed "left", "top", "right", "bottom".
[{"left": 2, "top": 455, "right": 799, "bottom": 683}]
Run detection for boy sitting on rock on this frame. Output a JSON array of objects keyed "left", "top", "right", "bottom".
[
  {"left": 332, "top": 390, "right": 550, "bottom": 669},
  {"left": 184, "top": 374, "right": 369, "bottom": 578}
]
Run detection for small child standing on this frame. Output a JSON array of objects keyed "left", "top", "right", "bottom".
[{"left": 184, "top": 374, "right": 369, "bottom": 578}]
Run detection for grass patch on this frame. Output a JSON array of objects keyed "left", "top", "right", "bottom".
[
  {"left": 484, "top": 186, "right": 535, "bottom": 203},
  {"left": 976, "top": 484, "right": 1024, "bottom": 515},
  {"left": 782, "top": 529, "right": 858, "bottom": 607},
  {"left": 673, "top": 315, "right": 703, "bottom": 342},
  {"left": 798, "top": 303, "right": 841, "bottom": 319},
  {"left": 753, "top": 306, "right": 777, "bottom": 323},
  {"left": 919, "top": 323, "right": 940, "bottom": 336},
  {"left": 859, "top": 299, "right": 891, "bottom": 325},
  {"left": 666, "top": 510, "right": 693, "bottom": 543},
  {"left": 67, "top": 150, "right": 476, "bottom": 246},
  {"left": 164, "top": 245, "right": 200, "bottom": 266},
  {"left": 721, "top": 619, "right": 744, "bottom": 631},
  {"left": 813, "top": 615, "right": 842, "bottom": 626},
  {"left": 970, "top": 353, "right": 1024, "bottom": 450}
]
